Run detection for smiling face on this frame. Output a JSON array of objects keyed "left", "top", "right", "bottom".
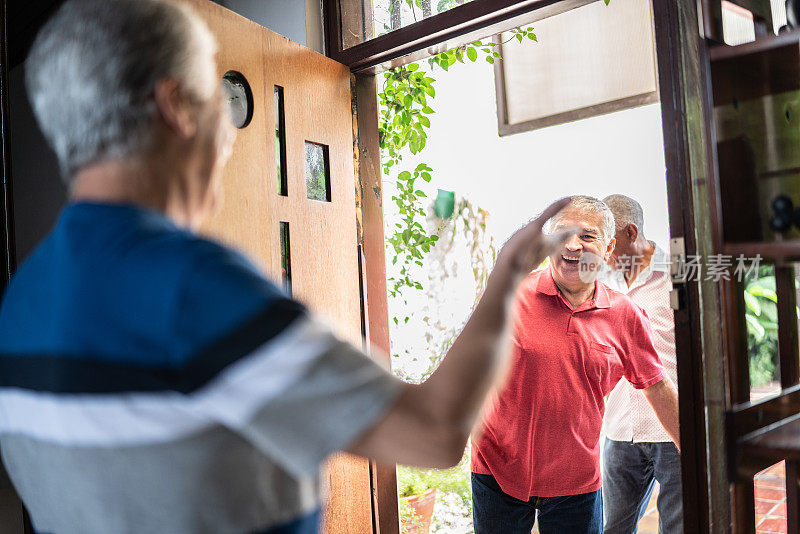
[{"left": 549, "top": 207, "right": 616, "bottom": 292}]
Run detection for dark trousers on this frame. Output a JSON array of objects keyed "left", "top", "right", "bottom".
[
  {"left": 471, "top": 472, "right": 602, "bottom": 534},
  {"left": 602, "top": 438, "right": 683, "bottom": 534}
]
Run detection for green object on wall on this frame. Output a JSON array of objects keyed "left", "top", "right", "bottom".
[{"left": 434, "top": 189, "right": 455, "bottom": 219}]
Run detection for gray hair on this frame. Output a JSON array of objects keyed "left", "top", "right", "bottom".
[
  {"left": 546, "top": 195, "right": 615, "bottom": 244},
  {"left": 603, "top": 194, "right": 644, "bottom": 233},
  {"left": 25, "top": 0, "right": 217, "bottom": 183}
]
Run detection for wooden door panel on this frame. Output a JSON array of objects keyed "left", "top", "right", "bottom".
[
  {"left": 180, "top": 2, "right": 373, "bottom": 533},
  {"left": 190, "top": 1, "right": 274, "bottom": 272}
]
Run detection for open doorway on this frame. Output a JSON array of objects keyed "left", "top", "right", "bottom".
[
  {"left": 375, "top": 1, "right": 674, "bottom": 532},
  {"left": 343, "top": 0, "right": 800, "bottom": 529}
]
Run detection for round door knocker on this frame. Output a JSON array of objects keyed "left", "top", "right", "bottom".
[{"left": 221, "top": 71, "right": 253, "bottom": 129}]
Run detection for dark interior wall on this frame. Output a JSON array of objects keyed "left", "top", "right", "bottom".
[
  {"left": 214, "top": 0, "right": 308, "bottom": 46},
  {"left": 6, "top": 0, "right": 65, "bottom": 266},
  {"left": 8, "top": 64, "right": 65, "bottom": 264}
]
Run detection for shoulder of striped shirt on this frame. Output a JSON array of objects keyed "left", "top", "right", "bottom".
[{"left": 0, "top": 311, "right": 346, "bottom": 449}]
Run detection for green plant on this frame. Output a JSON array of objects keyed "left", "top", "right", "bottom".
[
  {"left": 397, "top": 450, "right": 472, "bottom": 508},
  {"left": 398, "top": 498, "right": 424, "bottom": 534},
  {"left": 744, "top": 268, "right": 779, "bottom": 388},
  {"left": 379, "top": 29, "right": 536, "bottom": 311}
]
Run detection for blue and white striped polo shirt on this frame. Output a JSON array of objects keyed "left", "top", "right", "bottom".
[{"left": 0, "top": 202, "right": 401, "bottom": 534}]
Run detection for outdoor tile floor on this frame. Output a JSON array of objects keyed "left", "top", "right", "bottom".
[
  {"left": 751, "top": 384, "right": 788, "bottom": 534},
  {"left": 636, "top": 484, "right": 660, "bottom": 533},
  {"left": 621, "top": 461, "right": 788, "bottom": 534},
  {"left": 754, "top": 461, "right": 788, "bottom": 534}
]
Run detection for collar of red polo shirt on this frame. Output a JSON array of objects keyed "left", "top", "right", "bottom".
[{"left": 535, "top": 267, "right": 612, "bottom": 310}]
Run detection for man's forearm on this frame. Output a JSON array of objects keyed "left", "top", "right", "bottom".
[
  {"left": 418, "top": 260, "right": 520, "bottom": 435},
  {"left": 345, "top": 272, "right": 520, "bottom": 469},
  {"left": 643, "top": 378, "right": 680, "bottom": 450}
]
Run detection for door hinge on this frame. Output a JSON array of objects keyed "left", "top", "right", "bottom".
[
  {"left": 670, "top": 237, "right": 686, "bottom": 284},
  {"left": 669, "top": 237, "right": 686, "bottom": 311}
]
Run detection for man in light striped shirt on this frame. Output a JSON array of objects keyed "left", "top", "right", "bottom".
[{"left": 600, "top": 195, "right": 682, "bottom": 534}]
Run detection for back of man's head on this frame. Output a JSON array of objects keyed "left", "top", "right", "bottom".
[
  {"left": 603, "top": 194, "right": 644, "bottom": 235},
  {"left": 25, "top": 0, "right": 217, "bottom": 183}
]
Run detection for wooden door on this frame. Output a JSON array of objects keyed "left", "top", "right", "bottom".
[
  {"left": 660, "top": 0, "right": 800, "bottom": 531},
  {"left": 181, "top": 2, "right": 373, "bottom": 533}
]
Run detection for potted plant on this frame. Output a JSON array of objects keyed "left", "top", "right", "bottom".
[
  {"left": 398, "top": 469, "right": 438, "bottom": 534},
  {"left": 397, "top": 452, "right": 472, "bottom": 534}
]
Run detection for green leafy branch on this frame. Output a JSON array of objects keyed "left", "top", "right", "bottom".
[
  {"left": 427, "top": 27, "right": 537, "bottom": 69},
  {"left": 379, "top": 28, "right": 536, "bottom": 303},
  {"left": 378, "top": 63, "right": 435, "bottom": 168},
  {"left": 744, "top": 270, "right": 782, "bottom": 387},
  {"left": 387, "top": 163, "right": 437, "bottom": 306}
]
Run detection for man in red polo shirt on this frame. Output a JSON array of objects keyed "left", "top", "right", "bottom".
[{"left": 471, "top": 195, "right": 680, "bottom": 534}]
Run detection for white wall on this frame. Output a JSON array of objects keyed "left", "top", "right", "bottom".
[{"left": 396, "top": 59, "right": 671, "bottom": 251}]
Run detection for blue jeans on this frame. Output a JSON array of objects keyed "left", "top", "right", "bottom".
[
  {"left": 471, "top": 473, "right": 602, "bottom": 534},
  {"left": 602, "top": 438, "right": 683, "bottom": 534}
]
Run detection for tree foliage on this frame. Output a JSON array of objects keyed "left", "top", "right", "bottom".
[{"left": 744, "top": 269, "right": 780, "bottom": 388}]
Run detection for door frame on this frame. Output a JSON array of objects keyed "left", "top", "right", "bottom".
[
  {"left": 651, "top": 0, "right": 728, "bottom": 530},
  {"left": 1, "top": 0, "right": 15, "bottom": 294}
]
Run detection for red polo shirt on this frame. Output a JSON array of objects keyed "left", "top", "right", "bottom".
[{"left": 471, "top": 267, "right": 665, "bottom": 499}]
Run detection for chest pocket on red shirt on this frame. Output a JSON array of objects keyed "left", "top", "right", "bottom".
[{"left": 588, "top": 341, "right": 620, "bottom": 395}]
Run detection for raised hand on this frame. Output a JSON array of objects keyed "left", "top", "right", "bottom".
[{"left": 497, "top": 197, "right": 578, "bottom": 276}]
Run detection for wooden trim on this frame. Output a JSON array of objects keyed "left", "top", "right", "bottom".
[
  {"left": 722, "top": 278, "right": 750, "bottom": 404},
  {"left": 729, "top": 385, "right": 800, "bottom": 442},
  {"left": 723, "top": 242, "right": 800, "bottom": 261},
  {"left": 323, "top": 0, "right": 343, "bottom": 57},
  {"left": 491, "top": 28, "right": 659, "bottom": 136},
  {"left": 727, "top": 386, "right": 800, "bottom": 478},
  {"left": 699, "top": 0, "right": 773, "bottom": 42},
  {"left": 732, "top": 479, "right": 757, "bottom": 533},
  {"left": 776, "top": 266, "right": 800, "bottom": 389},
  {"left": 708, "top": 28, "right": 800, "bottom": 62},
  {"left": 328, "top": 0, "right": 595, "bottom": 72},
  {"left": 352, "top": 72, "right": 399, "bottom": 534},
  {"left": 0, "top": 0, "right": 15, "bottom": 294},
  {"left": 652, "top": 0, "right": 726, "bottom": 530},
  {"left": 699, "top": 0, "right": 724, "bottom": 41},
  {"left": 497, "top": 90, "right": 659, "bottom": 136},
  {"left": 732, "top": 413, "right": 800, "bottom": 478}
]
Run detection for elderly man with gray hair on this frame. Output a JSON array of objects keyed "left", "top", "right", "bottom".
[
  {"left": 600, "top": 194, "right": 682, "bottom": 534},
  {"left": 0, "top": 1, "right": 576, "bottom": 533},
  {"left": 471, "top": 195, "right": 680, "bottom": 534}
]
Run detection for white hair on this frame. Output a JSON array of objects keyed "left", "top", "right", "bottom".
[
  {"left": 25, "top": 0, "right": 218, "bottom": 182},
  {"left": 603, "top": 194, "right": 644, "bottom": 233},
  {"left": 545, "top": 195, "right": 615, "bottom": 244}
]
